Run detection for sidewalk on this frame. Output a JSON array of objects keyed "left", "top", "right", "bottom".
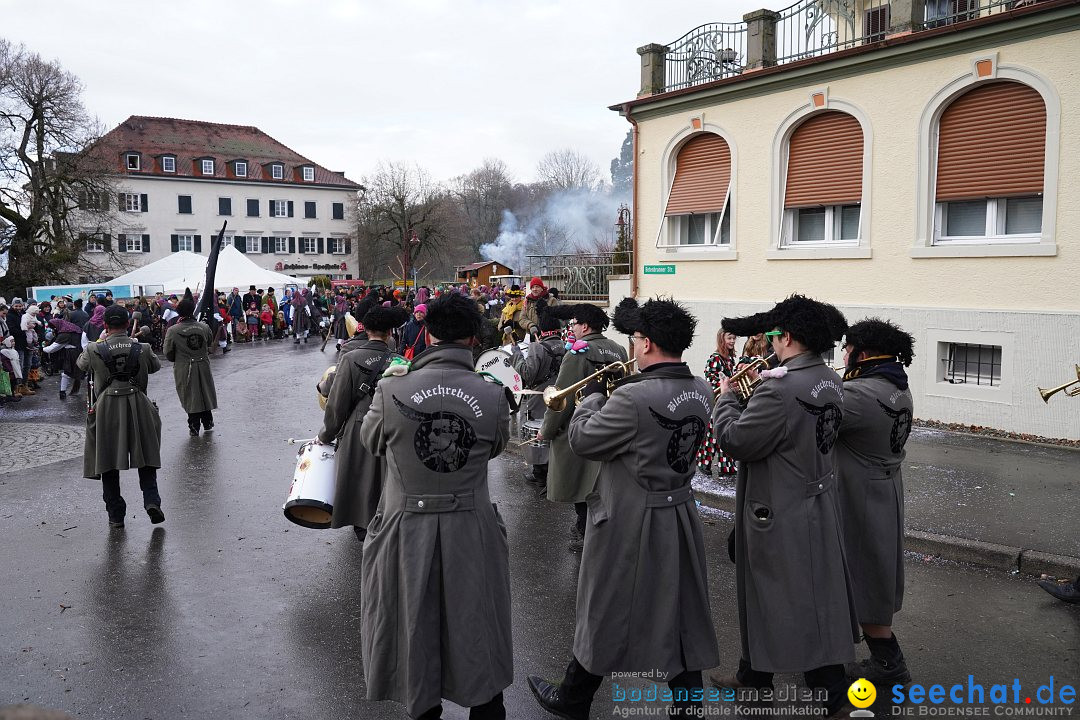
[{"left": 692, "top": 425, "right": 1080, "bottom": 578}]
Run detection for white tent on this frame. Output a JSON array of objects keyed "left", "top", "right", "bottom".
[{"left": 108, "top": 246, "right": 300, "bottom": 295}]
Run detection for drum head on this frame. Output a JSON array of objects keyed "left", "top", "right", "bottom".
[{"left": 474, "top": 349, "right": 524, "bottom": 401}]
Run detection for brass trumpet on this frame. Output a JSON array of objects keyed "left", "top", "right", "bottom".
[
  {"left": 1038, "top": 365, "right": 1080, "bottom": 403},
  {"left": 543, "top": 358, "right": 637, "bottom": 411},
  {"left": 715, "top": 353, "right": 777, "bottom": 401}
]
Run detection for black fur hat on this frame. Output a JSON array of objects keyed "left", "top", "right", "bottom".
[
  {"left": 177, "top": 288, "right": 195, "bottom": 318},
  {"left": 363, "top": 305, "right": 409, "bottom": 333},
  {"left": 535, "top": 299, "right": 562, "bottom": 333},
  {"left": 612, "top": 296, "right": 697, "bottom": 354},
  {"left": 549, "top": 302, "right": 609, "bottom": 332},
  {"left": 425, "top": 292, "right": 483, "bottom": 343},
  {"left": 721, "top": 294, "right": 836, "bottom": 355},
  {"left": 845, "top": 318, "right": 915, "bottom": 367},
  {"left": 822, "top": 302, "right": 849, "bottom": 343}
]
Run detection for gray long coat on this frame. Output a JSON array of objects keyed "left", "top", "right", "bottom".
[
  {"left": 514, "top": 334, "right": 566, "bottom": 422},
  {"left": 77, "top": 334, "right": 162, "bottom": 478},
  {"left": 540, "top": 332, "right": 628, "bottom": 503},
  {"left": 568, "top": 364, "right": 720, "bottom": 676},
  {"left": 359, "top": 343, "right": 512, "bottom": 717},
  {"left": 713, "top": 351, "right": 859, "bottom": 673},
  {"left": 163, "top": 318, "right": 217, "bottom": 414},
  {"left": 318, "top": 339, "right": 395, "bottom": 530},
  {"left": 835, "top": 373, "right": 913, "bottom": 626}
]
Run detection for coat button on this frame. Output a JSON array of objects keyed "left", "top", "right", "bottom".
[
  {"left": 417, "top": 500, "right": 425, "bottom": 508},
  {"left": 818, "top": 484, "right": 823, "bottom": 489},
  {"left": 667, "top": 495, "right": 673, "bottom": 502}
]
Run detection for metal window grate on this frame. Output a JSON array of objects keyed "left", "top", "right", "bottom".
[{"left": 941, "top": 342, "right": 1001, "bottom": 386}]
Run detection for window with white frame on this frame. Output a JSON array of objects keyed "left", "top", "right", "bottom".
[
  {"left": 782, "top": 204, "right": 861, "bottom": 246},
  {"left": 177, "top": 235, "right": 194, "bottom": 252},
  {"left": 330, "top": 237, "right": 346, "bottom": 254},
  {"left": 274, "top": 236, "right": 289, "bottom": 254},
  {"left": 273, "top": 200, "right": 288, "bottom": 217},
  {"left": 662, "top": 132, "right": 733, "bottom": 249},
  {"left": 302, "top": 237, "right": 317, "bottom": 254},
  {"left": 246, "top": 236, "right": 261, "bottom": 254},
  {"left": 123, "top": 234, "right": 143, "bottom": 252},
  {"left": 124, "top": 193, "right": 141, "bottom": 212},
  {"left": 126, "top": 154, "right": 140, "bottom": 171},
  {"left": 935, "top": 196, "right": 1042, "bottom": 243},
  {"left": 271, "top": 164, "right": 284, "bottom": 180},
  {"left": 201, "top": 159, "right": 215, "bottom": 175},
  {"left": 672, "top": 211, "right": 730, "bottom": 246},
  {"left": 162, "top": 156, "right": 176, "bottom": 173},
  {"left": 302, "top": 166, "right": 315, "bottom": 182},
  {"left": 235, "top": 161, "right": 247, "bottom": 177},
  {"left": 940, "top": 342, "right": 1001, "bottom": 387},
  {"left": 85, "top": 235, "right": 104, "bottom": 253}
]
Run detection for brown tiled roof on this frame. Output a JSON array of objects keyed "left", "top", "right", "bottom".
[
  {"left": 456, "top": 261, "right": 509, "bottom": 272},
  {"left": 94, "top": 116, "right": 361, "bottom": 189}
]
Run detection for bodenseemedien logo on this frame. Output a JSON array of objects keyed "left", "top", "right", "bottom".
[{"left": 849, "top": 678, "right": 877, "bottom": 717}]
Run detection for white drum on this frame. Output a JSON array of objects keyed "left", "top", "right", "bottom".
[
  {"left": 475, "top": 349, "right": 524, "bottom": 404},
  {"left": 283, "top": 441, "right": 336, "bottom": 529},
  {"left": 520, "top": 419, "right": 549, "bottom": 466},
  {"left": 501, "top": 341, "right": 529, "bottom": 363}
]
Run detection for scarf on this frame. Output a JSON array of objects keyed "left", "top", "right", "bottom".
[{"left": 843, "top": 355, "right": 909, "bottom": 390}]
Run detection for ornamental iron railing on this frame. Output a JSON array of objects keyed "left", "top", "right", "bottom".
[
  {"left": 524, "top": 251, "right": 633, "bottom": 304},
  {"left": 775, "top": 0, "right": 892, "bottom": 64},
  {"left": 664, "top": 22, "right": 749, "bottom": 92},
  {"left": 919, "top": 0, "right": 1026, "bottom": 30}
]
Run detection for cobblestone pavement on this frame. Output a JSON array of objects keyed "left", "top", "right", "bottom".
[{"left": 0, "top": 423, "right": 85, "bottom": 476}]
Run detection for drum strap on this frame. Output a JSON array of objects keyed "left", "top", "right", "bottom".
[{"left": 94, "top": 342, "right": 142, "bottom": 394}]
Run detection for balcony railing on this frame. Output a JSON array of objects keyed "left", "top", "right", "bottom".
[
  {"left": 524, "top": 251, "right": 633, "bottom": 303},
  {"left": 775, "top": 0, "right": 893, "bottom": 64},
  {"left": 664, "top": 22, "right": 749, "bottom": 92}
]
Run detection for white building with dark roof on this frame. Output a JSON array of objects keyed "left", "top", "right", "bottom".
[{"left": 83, "top": 116, "right": 362, "bottom": 282}]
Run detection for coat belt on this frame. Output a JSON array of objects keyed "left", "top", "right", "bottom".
[
  {"left": 644, "top": 484, "right": 694, "bottom": 508},
  {"left": 404, "top": 491, "right": 476, "bottom": 513}
]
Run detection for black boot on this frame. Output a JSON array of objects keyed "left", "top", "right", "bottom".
[
  {"left": 188, "top": 415, "right": 200, "bottom": 437},
  {"left": 528, "top": 657, "right": 602, "bottom": 720},
  {"left": 469, "top": 692, "right": 505, "bottom": 720},
  {"left": 1037, "top": 576, "right": 1080, "bottom": 604},
  {"left": 847, "top": 634, "right": 911, "bottom": 684}
]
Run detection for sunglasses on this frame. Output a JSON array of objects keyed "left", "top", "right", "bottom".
[{"left": 765, "top": 330, "right": 784, "bottom": 339}]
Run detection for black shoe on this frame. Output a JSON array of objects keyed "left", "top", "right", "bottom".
[
  {"left": 71, "top": 377, "right": 81, "bottom": 394},
  {"left": 109, "top": 519, "right": 125, "bottom": 530},
  {"left": 189, "top": 428, "right": 199, "bottom": 437},
  {"left": 353, "top": 526, "right": 367, "bottom": 542},
  {"left": 203, "top": 423, "right": 214, "bottom": 433},
  {"left": 146, "top": 505, "right": 165, "bottom": 524},
  {"left": 1038, "top": 577, "right": 1080, "bottom": 604},
  {"left": 59, "top": 390, "right": 66, "bottom": 399},
  {"left": 294, "top": 339, "right": 300, "bottom": 344},
  {"left": 845, "top": 655, "right": 911, "bottom": 684},
  {"left": 527, "top": 676, "right": 590, "bottom": 720},
  {"left": 222, "top": 347, "right": 231, "bottom": 353}
]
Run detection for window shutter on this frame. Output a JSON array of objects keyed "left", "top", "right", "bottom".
[
  {"left": 117, "top": 234, "right": 127, "bottom": 253},
  {"left": 864, "top": 5, "right": 889, "bottom": 41},
  {"left": 101, "top": 192, "right": 110, "bottom": 210},
  {"left": 103, "top": 234, "right": 112, "bottom": 251},
  {"left": 317, "top": 237, "right": 324, "bottom": 254},
  {"left": 261, "top": 236, "right": 270, "bottom": 253},
  {"left": 118, "top": 192, "right": 125, "bottom": 209},
  {"left": 344, "top": 239, "right": 351, "bottom": 254},
  {"left": 171, "top": 234, "right": 179, "bottom": 252},
  {"left": 178, "top": 195, "right": 191, "bottom": 214},
  {"left": 664, "top": 133, "right": 732, "bottom": 216},
  {"left": 287, "top": 201, "right": 294, "bottom": 217},
  {"left": 219, "top": 198, "right": 227, "bottom": 215},
  {"left": 268, "top": 200, "right": 274, "bottom": 216},
  {"left": 194, "top": 235, "right": 202, "bottom": 253},
  {"left": 298, "top": 237, "right": 306, "bottom": 255},
  {"left": 305, "top": 201, "right": 316, "bottom": 219},
  {"left": 784, "top": 111, "right": 864, "bottom": 208},
  {"left": 142, "top": 234, "right": 150, "bottom": 253},
  {"left": 235, "top": 236, "right": 246, "bottom": 253},
  {"left": 935, "top": 81, "right": 1046, "bottom": 202},
  {"left": 247, "top": 199, "right": 259, "bottom": 217},
  {"left": 288, "top": 237, "right": 295, "bottom": 254},
  {"left": 333, "top": 202, "right": 344, "bottom": 220},
  {"left": 140, "top": 194, "right": 149, "bottom": 212}
]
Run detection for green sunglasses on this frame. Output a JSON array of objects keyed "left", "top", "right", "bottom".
[{"left": 764, "top": 330, "right": 784, "bottom": 339}]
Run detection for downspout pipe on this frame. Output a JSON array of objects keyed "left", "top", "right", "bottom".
[{"left": 621, "top": 103, "right": 639, "bottom": 299}]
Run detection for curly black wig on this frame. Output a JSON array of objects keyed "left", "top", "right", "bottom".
[
  {"left": 177, "top": 288, "right": 196, "bottom": 318},
  {"left": 424, "top": 293, "right": 483, "bottom": 343},
  {"left": 612, "top": 296, "right": 697, "bottom": 354},
  {"left": 548, "top": 302, "right": 609, "bottom": 332},
  {"left": 845, "top": 318, "right": 915, "bottom": 366},
  {"left": 363, "top": 305, "right": 410, "bottom": 333},
  {"left": 535, "top": 299, "right": 562, "bottom": 332},
  {"left": 721, "top": 294, "right": 836, "bottom": 355}
]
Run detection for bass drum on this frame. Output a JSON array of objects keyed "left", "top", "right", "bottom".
[
  {"left": 474, "top": 349, "right": 524, "bottom": 405},
  {"left": 283, "top": 441, "right": 336, "bottom": 529},
  {"left": 501, "top": 341, "right": 529, "bottom": 363}
]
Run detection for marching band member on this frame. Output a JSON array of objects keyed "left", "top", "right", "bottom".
[
  {"left": 164, "top": 289, "right": 218, "bottom": 437},
  {"left": 316, "top": 305, "right": 408, "bottom": 542},
  {"left": 836, "top": 318, "right": 916, "bottom": 683},
  {"left": 359, "top": 293, "right": 512, "bottom": 720},
  {"left": 513, "top": 299, "right": 566, "bottom": 486},
  {"left": 537, "top": 303, "right": 628, "bottom": 552},
  {"left": 528, "top": 297, "right": 718, "bottom": 719},
  {"left": 710, "top": 295, "right": 858, "bottom": 717}
]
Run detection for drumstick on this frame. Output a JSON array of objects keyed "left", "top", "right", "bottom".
[{"left": 286, "top": 437, "right": 318, "bottom": 445}]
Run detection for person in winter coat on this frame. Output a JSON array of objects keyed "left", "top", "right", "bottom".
[
  {"left": 537, "top": 302, "right": 628, "bottom": 552},
  {"left": 292, "top": 289, "right": 312, "bottom": 343},
  {"left": 164, "top": 290, "right": 218, "bottom": 436},
  {"left": 517, "top": 276, "right": 559, "bottom": 339},
  {"left": 259, "top": 304, "right": 274, "bottom": 342},
  {"left": 317, "top": 305, "right": 408, "bottom": 541},
  {"left": 710, "top": 295, "right": 858, "bottom": 717},
  {"left": 399, "top": 303, "right": 428, "bottom": 360},
  {"left": 528, "top": 298, "right": 719, "bottom": 720},
  {"left": 836, "top": 318, "right": 916, "bottom": 684},
  {"left": 513, "top": 298, "right": 565, "bottom": 485},
  {"left": 47, "top": 317, "right": 84, "bottom": 399},
  {"left": 359, "top": 293, "right": 512, "bottom": 720},
  {"left": 77, "top": 304, "right": 164, "bottom": 529}
]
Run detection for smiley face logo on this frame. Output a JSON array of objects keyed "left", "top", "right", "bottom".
[{"left": 848, "top": 678, "right": 876, "bottom": 709}]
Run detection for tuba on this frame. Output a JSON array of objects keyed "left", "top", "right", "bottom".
[
  {"left": 1038, "top": 364, "right": 1080, "bottom": 403},
  {"left": 542, "top": 358, "right": 637, "bottom": 412}
]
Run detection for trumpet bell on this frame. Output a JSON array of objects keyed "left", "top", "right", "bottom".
[{"left": 1037, "top": 364, "right": 1080, "bottom": 403}]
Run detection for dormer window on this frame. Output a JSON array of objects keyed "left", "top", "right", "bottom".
[
  {"left": 271, "top": 164, "right": 284, "bottom": 180},
  {"left": 162, "top": 156, "right": 176, "bottom": 173},
  {"left": 235, "top": 161, "right": 247, "bottom": 177},
  {"left": 126, "top": 154, "right": 140, "bottom": 171},
  {"left": 302, "top": 166, "right": 315, "bottom": 182},
  {"left": 201, "top": 159, "right": 215, "bottom": 175}
]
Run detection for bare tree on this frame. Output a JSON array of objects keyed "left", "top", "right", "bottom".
[
  {"left": 536, "top": 148, "right": 603, "bottom": 191},
  {"left": 451, "top": 157, "right": 514, "bottom": 256},
  {"left": 0, "top": 38, "right": 122, "bottom": 294}
]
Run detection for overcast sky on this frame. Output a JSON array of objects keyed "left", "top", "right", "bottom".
[{"left": 3, "top": 0, "right": 761, "bottom": 185}]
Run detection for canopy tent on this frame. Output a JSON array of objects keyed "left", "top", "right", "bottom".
[{"left": 107, "top": 246, "right": 300, "bottom": 296}]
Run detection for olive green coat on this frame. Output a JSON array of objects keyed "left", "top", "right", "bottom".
[
  {"left": 77, "top": 333, "right": 162, "bottom": 478},
  {"left": 164, "top": 318, "right": 218, "bottom": 414},
  {"left": 539, "top": 332, "right": 628, "bottom": 503}
]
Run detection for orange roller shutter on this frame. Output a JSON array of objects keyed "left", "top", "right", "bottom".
[
  {"left": 935, "top": 81, "right": 1046, "bottom": 202},
  {"left": 784, "top": 111, "right": 864, "bottom": 208},
  {"left": 664, "top": 133, "right": 731, "bottom": 216}
]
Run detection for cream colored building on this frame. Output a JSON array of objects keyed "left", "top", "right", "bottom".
[{"left": 614, "top": 0, "right": 1079, "bottom": 439}]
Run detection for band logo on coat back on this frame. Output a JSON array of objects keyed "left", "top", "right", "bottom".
[
  {"left": 649, "top": 407, "right": 705, "bottom": 473},
  {"left": 393, "top": 395, "right": 477, "bottom": 473},
  {"left": 876, "top": 399, "right": 912, "bottom": 454},
  {"left": 796, "top": 398, "right": 842, "bottom": 454}
]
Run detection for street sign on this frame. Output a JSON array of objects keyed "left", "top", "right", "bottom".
[
  {"left": 643, "top": 264, "right": 676, "bottom": 275},
  {"left": 393, "top": 280, "right": 416, "bottom": 288}
]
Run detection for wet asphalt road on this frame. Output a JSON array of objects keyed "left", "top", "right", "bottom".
[{"left": 1, "top": 340, "right": 1078, "bottom": 719}]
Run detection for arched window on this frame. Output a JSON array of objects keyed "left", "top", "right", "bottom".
[
  {"left": 663, "top": 132, "right": 732, "bottom": 247},
  {"left": 934, "top": 81, "right": 1046, "bottom": 243},
  {"left": 781, "top": 111, "right": 863, "bottom": 247}
]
